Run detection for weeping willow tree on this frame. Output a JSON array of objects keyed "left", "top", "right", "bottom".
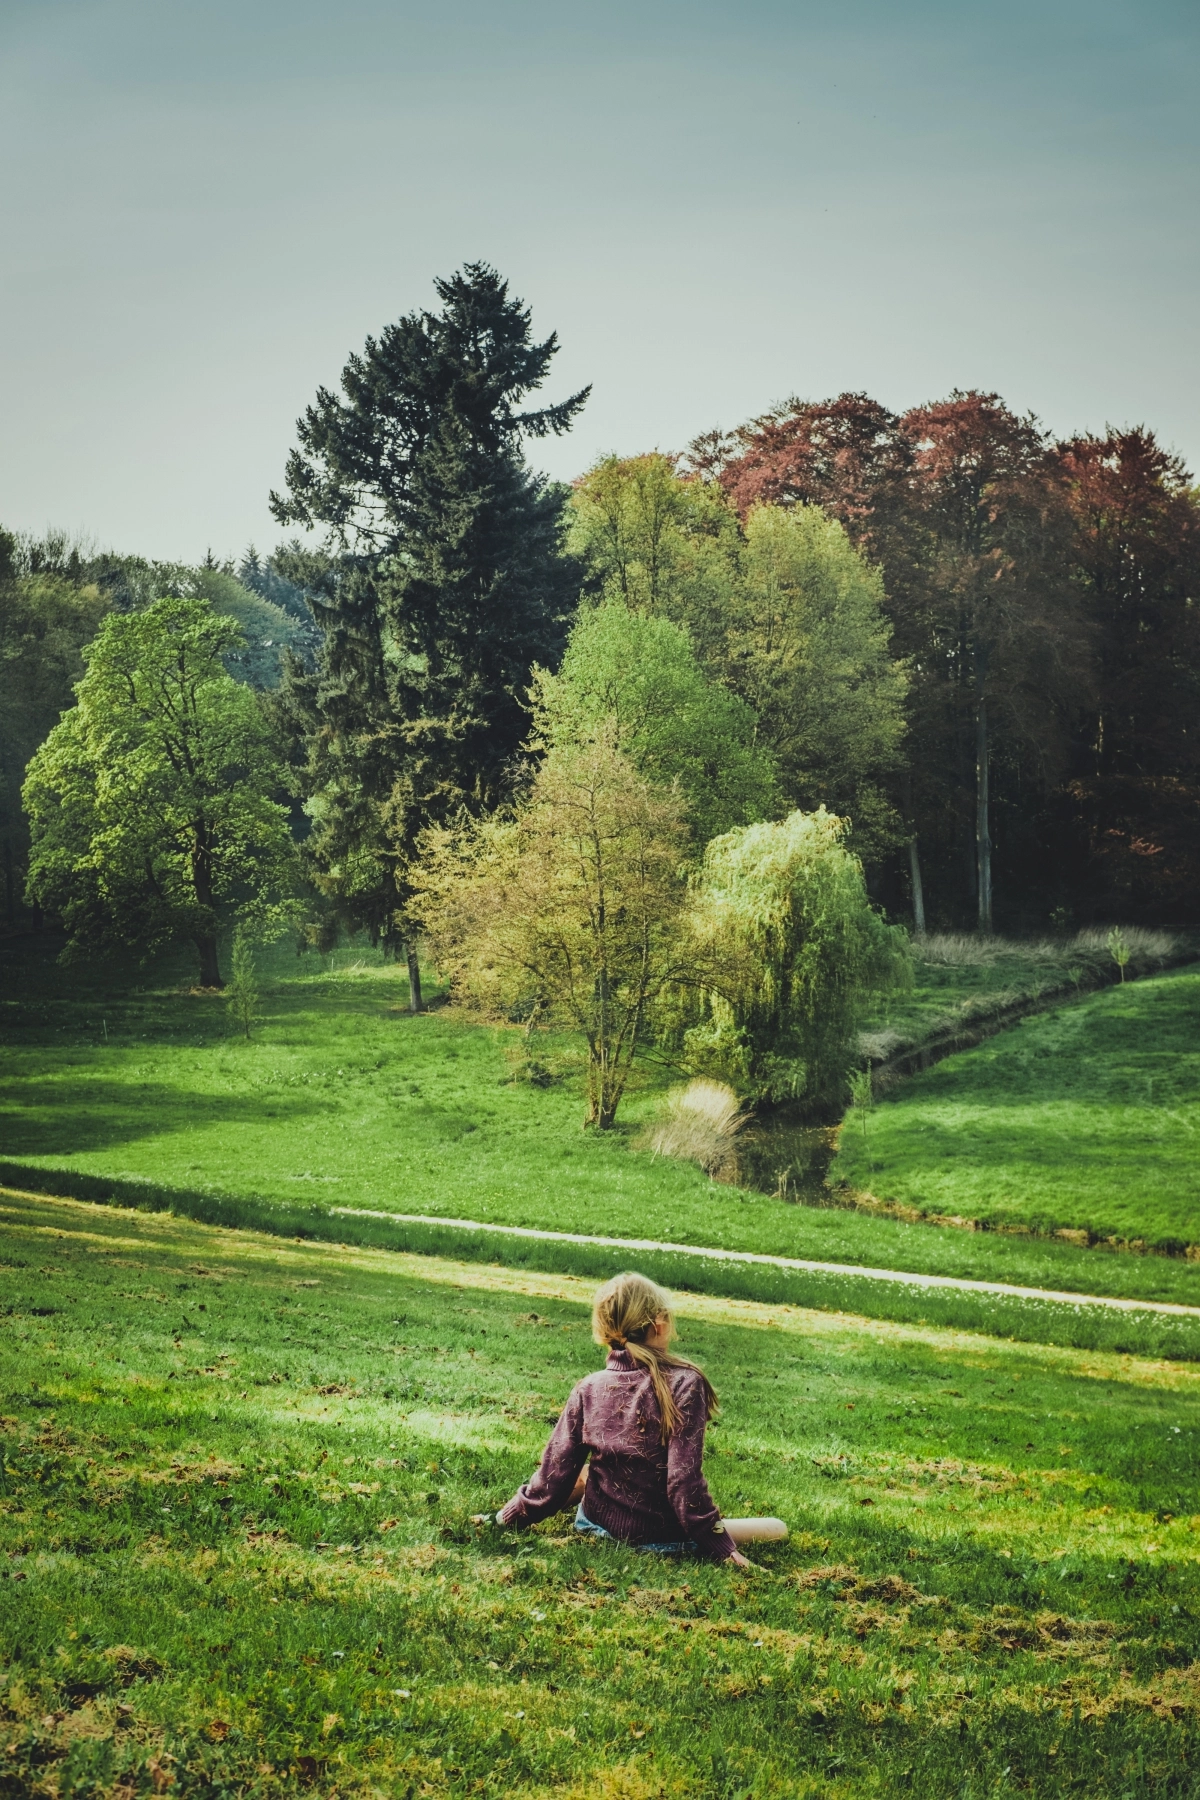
[{"left": 682, "top": 808, "right": 910, "bottom": 1110}]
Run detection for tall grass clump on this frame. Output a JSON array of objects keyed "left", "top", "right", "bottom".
[
  {"left": 916, "top": 926, "right": 1176, "bottom": 976},
  {"left": 1076, "top": 924, "right": 1175, "bottom": 961},
  {"left": 643, "top": 1078, "right": 746, "bottom": 1179},
  {"left": 918, "top": 934, "right": 1060, "bottom": 967}
]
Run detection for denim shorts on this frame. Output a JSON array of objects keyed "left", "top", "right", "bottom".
[{"left": 574, "top": 1504, "right": 696, "bottom": 1556}]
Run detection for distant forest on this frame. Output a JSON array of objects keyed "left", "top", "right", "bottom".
[
  {"left": 2, "top": 356, "right": 1197, "bottom": 938},
  {"left": 698, "top": 393, "right": 1199, "bottom": 931}
]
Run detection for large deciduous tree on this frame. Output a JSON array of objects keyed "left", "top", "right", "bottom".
[
  {"left": 715, "top": 392, "right": 1091, "bottom": 929},
  {"left": 731, "top": 504, "right": 907, "bottom": 865},
  {"left": 23, "top": 599, "right": 296, "bottom": 986},
  {"left": 566, "top": 453, "right": 741, "bottom": 668},
  {"left": 899, "top": 392, "right": 1087, "bottom": 930},
  {"left": 270, "top": 264, "right": 589, "bottom": 1006}
]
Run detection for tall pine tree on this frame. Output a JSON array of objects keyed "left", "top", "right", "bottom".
[{"left": 271, "top": 264, "right": 589, "bottom": 1005}]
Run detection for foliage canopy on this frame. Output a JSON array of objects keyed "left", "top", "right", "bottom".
[
  {"left": 566, "top": 456, "right": 906, "bottom": 862},
  {"left": 531, "top": 599, "right": 778, "bottom": 846},
  {"left": 0, "top": 536, "right": 109, "bottom": 925},
  {"left": 734, "top": 504, "right": 907, "bottom": 861},
  {"left": 23, "top": 598, "right": 296, "bottom": 986}
]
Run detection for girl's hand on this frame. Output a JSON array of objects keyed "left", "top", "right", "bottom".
[{"left": 728, "top": 1549, "right": 754, "bottom": 1570}]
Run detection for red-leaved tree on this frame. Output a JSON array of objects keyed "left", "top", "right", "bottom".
[
  {"left": 1055, "top": 428, "right": 1200, "bottom": 916},
  {"left": 712, "top": 391, "right": 1091, "bottom": 929}
]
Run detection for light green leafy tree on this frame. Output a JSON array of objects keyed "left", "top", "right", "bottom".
[
  {"left": 733, "top": 505, "right": 908, "bottom": 862},
  {"left": 568, "top": 457, "right": 908, "bottom": 864},
  {"left": 414, "top": 733, "right": 690, "bottom": 1129},
  {"left": 681, "top": 808, "right": 911, "bottom": 1108},
  {"left": 566, "top": 453, "right": 741, "bottom": 668},
  {"left": 23, "top": 598, "right": 298, "bottom": 987},
  {"left": 531, "top": 600, "right": 779, "bottom": 847}
]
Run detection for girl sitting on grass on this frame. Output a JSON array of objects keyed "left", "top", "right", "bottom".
[{"left": 491, "top": 1271, "right": 787, "bottom": 1567}]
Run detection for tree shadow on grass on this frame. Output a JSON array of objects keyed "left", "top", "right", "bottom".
[{"left": 0, "top": 1080, "right": 328, "bottom": 1156}]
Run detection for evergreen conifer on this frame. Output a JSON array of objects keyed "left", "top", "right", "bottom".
[{"left": 270, "top": 264, "right": 588, "bottom": 1004}]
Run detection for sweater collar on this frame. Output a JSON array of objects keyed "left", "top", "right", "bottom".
[{"left": 605, "top": 1348, "right": 639, "bottom": 1371}]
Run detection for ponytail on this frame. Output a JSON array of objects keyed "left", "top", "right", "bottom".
[{"left": 592, "top": 1272, "right": 718, "bottom": 1443}]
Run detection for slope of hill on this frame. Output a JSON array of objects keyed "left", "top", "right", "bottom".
[
  {"left": 832, "top": 968, "right": 1200, "bottom": 1249},
  {"left": 3, "top": 1187, "right": 1198, "bottom": 1798}
]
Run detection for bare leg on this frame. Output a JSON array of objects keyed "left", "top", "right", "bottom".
[{"left": 722, "top": 1517, "right": 788, "bottom": 1544}]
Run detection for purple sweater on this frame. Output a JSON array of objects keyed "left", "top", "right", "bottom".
[{"left": 495, "top": 1349, "right": 734, "bottom": 1561}]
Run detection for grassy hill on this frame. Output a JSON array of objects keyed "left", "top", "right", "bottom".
[
  {"left": 3, "top": 1187, "right": 1199, "bottom": 1798},
  {"left": 855, "top": 929, "right": 1182, "bottom": 1070},
  {"left": 5, "top": 940, "right": 1200, "bottom": 1339},
  {"left": 832, "top": 968, "right": 1200, "bottom": 1250}
]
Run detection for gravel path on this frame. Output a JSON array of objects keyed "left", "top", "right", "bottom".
[{"left": 330, "top": 1207, "right": 1200, "bottom": 1319}]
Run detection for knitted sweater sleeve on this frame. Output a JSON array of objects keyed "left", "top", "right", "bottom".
[
  {"left": 495, "top": 1385, "right": 587, "bottom": 1528},
  {"left": 666, "top": 1375, "right": 735, "bottom": 1562}
]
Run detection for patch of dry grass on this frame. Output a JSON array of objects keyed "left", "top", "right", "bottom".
[{"left": 641, "top": 1080, "right": 747, "bottom": 1179}]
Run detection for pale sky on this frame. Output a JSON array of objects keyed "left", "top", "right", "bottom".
[{"left": 1, "top": 0, "right": 1196, "bottom": 562}]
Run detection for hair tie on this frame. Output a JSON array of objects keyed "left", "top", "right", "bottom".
[{"left": 611, "top": 1335, "right": 626, "bottom": 1348}]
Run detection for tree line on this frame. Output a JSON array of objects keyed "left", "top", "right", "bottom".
[
  {"left": 699, "top": 394, "right": 1199, "bottom": 930},
  {"left": 6, "top": 262, "right": 1197, "bottom": 1118}
]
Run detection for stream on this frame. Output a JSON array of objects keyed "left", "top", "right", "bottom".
[{"left": 731, "top": 1115, "right": 839, "bottom": 1201}]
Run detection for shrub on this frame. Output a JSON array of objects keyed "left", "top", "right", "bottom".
[
  {"left": 642, "top": 1079, "right": 746, "bottom": 1180},
  {"left": 225, "top": 926, "right": 260, "bottom": 1039}
]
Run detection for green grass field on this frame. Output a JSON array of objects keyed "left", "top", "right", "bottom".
[
  {"left": 4, "top": 1188, "right": 1200, "bottom": 1798},
  {"left": 855, "top": 930, "right": 1182, "bottom": 1065},
  {"left": 4, "top": 940, "right": 1200, "bottom": 1329},
  {"left": 832, "top": 970, "right": 1200, "bottom": 1250}
]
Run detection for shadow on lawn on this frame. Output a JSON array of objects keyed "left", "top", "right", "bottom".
[{"left": 0, "top": 1081, "right": 327, "bottom": 1155}]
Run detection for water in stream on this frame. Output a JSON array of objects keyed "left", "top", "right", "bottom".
[{"left": 730, "top": 1116, "right": 839, "bottom": 1202}]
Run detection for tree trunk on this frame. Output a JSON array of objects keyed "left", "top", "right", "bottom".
[
  {"left": 195, "top": 932, "right": 223, "bottom": 988},
  {"left": 189, "top": 818, "right": 223, "bottom": 984},
  {"left": 908, "top": 836, "right": 926, "bottom": 936},
  {"left": 405, "top": 943, "right": 423, "bottom": 1014},
  {"left": 976, "top": 695, "right": 993, "bottom": 932}
]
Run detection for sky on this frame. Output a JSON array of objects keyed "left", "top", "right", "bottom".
[{"left": 1, "top": 0, "right": 1197, "bottom": 562}]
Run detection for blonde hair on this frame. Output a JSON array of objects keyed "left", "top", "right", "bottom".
[{"left": 591, "top": 1272, "right": 718, "bottom": 1442}]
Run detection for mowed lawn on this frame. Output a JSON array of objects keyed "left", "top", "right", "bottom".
[
  {"left": 5, "top": 940, "right": 1200, "bottom": 1313},
  {"left": 833, "top": 969, "right": 1200, "bottom": 1248},
  {"left": 3, "top": 1190, "right": 1200, "bottom": 1798}
]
